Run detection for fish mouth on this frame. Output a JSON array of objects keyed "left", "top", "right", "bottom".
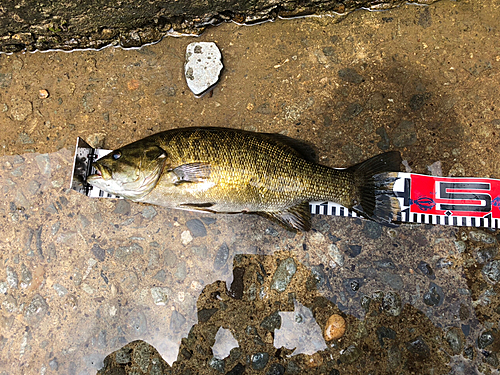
[{"left": 88, "top": 163, "right": 111, "bottom": 182}]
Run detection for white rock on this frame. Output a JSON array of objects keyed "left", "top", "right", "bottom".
[{"left": 184, "top": 42, "right": 223, "bottom": 96}]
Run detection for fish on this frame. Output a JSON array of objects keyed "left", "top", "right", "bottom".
[{"left": 87, "top": 127, "right": 402, "bottom": 231}]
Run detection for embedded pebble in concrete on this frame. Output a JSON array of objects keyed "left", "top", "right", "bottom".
[
  {"left": 482, "top": 260, "right": 500, "bottom": 284},
  {"left": 446, "top": 327, "right": 465, "bottom": 355},
  {"left": 184, "top": 42, "right": 223, "bottom": 96},
  {"left": 141, "top": 206, "right": 157, "bottom": 220},
  {"left": 186, "top": 218, "right": 207, "bottom": 237},
  {"left": 324, "top": 314, "right": 346, "bottom": 341},
  {"left": 251, "top": 352, "right": 269, "bottom": 370},
  {"left": 270, "top": 258, "right": 297, "bottom": 293},
  {"left": 24, "top": 294, "right": 49, "bottom": 324},
  {"left": 212, "top": 327, "right": 239, "bottom": 360},
  {"left": 214, "top": 242, "right": 229, "bottom": 270},
  {"left": 113, "top": 200, "right": 131, "bottom": 215},
  {"left": 9, "top": 97, "right": 32, "bottom": 121},
  {"left": 151, "top": 287, "right": 170, "bottom": 305},
  {"left": 6, "top": 266, "right": 18, "bottom": 289},
  {"left": 53, "top": 283, "right": 68, "bottom": 297}
]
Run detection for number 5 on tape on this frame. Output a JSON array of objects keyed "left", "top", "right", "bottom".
[{"left": 394, "top": 173, "right": 500, "bottom": 228}]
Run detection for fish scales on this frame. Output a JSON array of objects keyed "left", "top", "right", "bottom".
[{"left": 87, "top": 127, "right": 402, "bottom": 231}]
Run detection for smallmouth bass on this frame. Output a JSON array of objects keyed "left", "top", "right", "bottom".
[{"left": 87, "top": 127, "right": 401, "bottom": 231}]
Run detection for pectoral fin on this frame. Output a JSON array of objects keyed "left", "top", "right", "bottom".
[
  {"left": 260, "top": 202, "right": 311, "bottom": 232},
  {"left": 171, "top": 163, "right": 211, "bottom": 184}
]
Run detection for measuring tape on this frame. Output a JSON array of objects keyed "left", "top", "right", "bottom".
[{"left": 71, "top": 138, "right": 500, "bottom": 229}]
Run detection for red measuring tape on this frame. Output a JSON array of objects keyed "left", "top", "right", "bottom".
[{"left": 311, "top": 173, "right": 500, "bottom": 228}]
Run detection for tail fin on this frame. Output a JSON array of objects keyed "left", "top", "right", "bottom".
[{"left": 347, "top": 151, "right": 402, "bottom": 226}]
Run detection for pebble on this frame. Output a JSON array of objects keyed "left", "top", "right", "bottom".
[
  {"left": 482, "top": 260, "right": 500, "bottom": 284},
  {"left": 113, "top": 200, "right": 131, "bottom": 215},
  {"left": 376, "top": 326, "right": 396, "bottom": 347},
  {"left": 191, "top": 245, "right": 208, "bottom": 258},
  {"left": 213, "top": 327, "right": 239, "bottom": 360},
  {"left": 129, "top": 311, "right": 148, "bottom": 335},
  {"left": 24, "top": 294, "right": 49, "bottom": 324},
  {"left": 446, "top": 327, "right": 464, "bottom": 355},
  {"left": 53, "top": 283, "right": 68, "bottom": 297},
  {"left": 340, "top": 344, "right": 361, "bottom": 364},
  {"left": 270, "top": 258, "right": 297, "bottom": 293},
  {"left": 175, "top": 262, "right": 187, "bottom": 281},
  {"left": 382, "top": 291, "right": 402, "bottom": 316},
  {"left": 266, "top": 363, "right": 285, "bottom": 375},
  {"left": 0, "top": 282, "right": 7, "bottom": 294},
  {"left": 141, "top": 206, "right": 157, "bottom": 220},
  {"left": 260, "top": 311, "right": 282, "bottom": 332},
  {"left": 228, "top": 267, "right": 245, "bottom": 299},
  {"left": 90, "top": 244, "right": 106, "bottom": 262},
  {"left": 180, "top": 230, "right": 193, "bottom": 246},
  {"left": 2, "top": 295, "right": 18, "bottom": 313},
  {"left": 209, "top": 357, "right": 225, "bottom": 373},
  {"left": 392, "top": 120, "right": 417, "bottom": 147},
  {"left": 343, "top": 278, "right": 363, "bottom": 296},
  {"left": 406, "top": 336, "right": 430, "bottom": 358},
  {"left": 324, "top": 314, "right": 346, "bottom": 341},
  {"left": 345, "top": 244, "right": 362, "bottom": 258},
  {"left": 363, "top": 221, "right": 382, "bottom": 239},
  {"left": 338, "top": 68, "right": 364, "bottom": 84},
  {"left": 152, "top": 270, "right": 166, "bottom": 283},
  {"left": 417, "top": 261, "right": 435, "bottom": 279},
  {"left": 423, "top": 283, "right": 444, "bottom": 307},
  {"left": 18, "top": 132, "right": 34, "bottom": 144},
  {"left": 38, "top": 89, "right": 49, "bottom": 99},
  {"left": 409, "top": 92, "right": 431, "bottom": 111},
  {"left": 9, "top": 97, "right": 32, "bottom": 121},
  {"left": 35, "top": 154, "right": 51, "bottom": 175},
  {"left": 376, "top": 127, "right": 390, "bottom": 150},
  {"left": 115, "top": 243, "right": 143, "bottom": 260},
  {"left": 478, "top": 331, "right": 495, "bottom": 349},
  {"left": 214, "top": 242, "right": 229, "bottom": 270},
  {"left": 115, "top": 347, "right": 131, "bottom": 364},
  {"left": 186, "top": 218, "right": 207, "bottom": 237},
  {"left": 78, "top": 214, "right": 90, "bottom": 228},
  {"left": 20, "top": 263, "right": 32, "bottom": 288},
  {"left": 328, "top": 244, "right": 344, "bottom": 267},
  {"left": 184, "top": 42, "right": 223, "bottom": 96},
  {"left": 6, "top": 266, "right": 18, "bottom": 289},
  {"left": 198, "top": 308, "right": 218, "bottom": 323},
  {"left": 150, "top": 287, "right": 170, "bottom": 305},
  {"left": 27, "top": 180, "right": 40, "bottom": 195},
  {"left": 170, "top": 310, "right": 186, "bottom": 333},
  {"left": 163, "top": 249, "right": 178, "bottom": 267},
  {"left": 48, "top": 358, "right": 59, "bottom": 370},
  {"left": 470, "top": 231, "right": 496, "bottom": 244},
  {"left": 251, "top": 352, "right": 269, "bottom": 370},
  {"left": 380, "top": 272, "right": 404, "bottom": 291}
]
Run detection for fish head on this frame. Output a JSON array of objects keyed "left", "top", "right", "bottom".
[{"left": 87, "top": 142, "right": 168, "bottom": 200}]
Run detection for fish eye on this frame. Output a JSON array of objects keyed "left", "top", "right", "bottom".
[{"left": 112, "top": 152, "right": 121, "bottom": 160}]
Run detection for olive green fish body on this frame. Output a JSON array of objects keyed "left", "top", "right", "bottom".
[{"left": 87, "top": 127, "right": 401, "bottom": 231}]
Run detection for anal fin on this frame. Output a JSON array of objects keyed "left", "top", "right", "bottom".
[{"left": 259, "top": 202, "right": 311, "bottom": 232}]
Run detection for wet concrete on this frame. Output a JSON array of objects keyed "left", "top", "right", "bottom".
[{"left": 1, "top": 0, "right": 500, "bottom": 373}]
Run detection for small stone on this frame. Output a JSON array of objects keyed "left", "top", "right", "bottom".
[
  {"left": 417, "top": 261, "right": 435, "bottom": 279},
  {"left": 150, "top": 287, "right": 170, "bottom": 305},
  {"left": 214, "top": 242, "right": 229, "bottom": 270},
  {"left": 251, "top": 352, "right": 269, "bottom": 370},
  {"left": 186, "top": 219, "right": 207, "bottom": 237},
  {"left": 406, "top": 336, "right": 430, "bottom": 358},
  {"left": 482, "top": 260, "right": 500, "bottom": 284},
  {"left": 152, "top": 270, "right": 166, "bottom": 283},
  {"left": 20, "top": 263, "right": 32, "bottom": 288},
  {"left": 228, "top": 267, "right": 245, "bottom": 299},
  {"left": 53, "top": 283, "right": 68, "bottom": 297},
  {"left": 470, "top": 231, "right": 496, "bottom": 244},
  {"left": 328, "top": 244, "right": 344, "bottom": 267},
  {"left": 392, "top": 120, "right": 417, "bottom": 147},
  {"left": 270, "top": 258, "right": 297, "bottom": 293},
  {"left": 191, "top": 245, "right": 208, "bottom": 258},
  {"left": 115, "top": 347, "right": 132, "bottom": 364},
  {"left": 49, "top": 358, "right": 59, "bottom": 370},
  {"left": 175, "top": 262, "right": 187, "bottom": 280},
  {"left": 324, "top": 314, "right": 346, "bottom": 341},
  {"left": 345, "top": 244, "right": 362, "bottom": 258},
  {"left": 141, "top": 206, "right": 157, "bottom": 220},
  {"left": 25, "top": 294, "right": 49, "bottom": 324},
  {"left": 9, "top": 97, "right": 32, "bottom": 121},
  {"left": 209, "top": 357, "right": 225, "bottom": 373},
  {"left": 376, "top": 126, "right": 390, "bottom": 150},
  {"left": 377, "top": 326, "right": 396, "bottom": 347},
  {"left": 409, "top": 92, "right": 431, "bottom": 111},
  {"left": 27, "top": 180, "right": 41, "bottom": 195},
  {"left": 266, "top": 363, "right": 285, "bottom": 375},
  {"left": 260, "top": 311, "right": 281, "bottom": 332},
  {"left": 338, "top": 68, "right": 364, "bottom": 84},
  {"left": 382, "top": 291, "right": 402, "bottom": 316},
  {"left": 6, "top": 266, "right": 18, "bottom": 289},
  {"left": 115, "top": 243, "right": 143, "bottom": 260},
  {"left": 39, "top": 89, "right": 50, "bottom": 99},
  {"left": 180, "top": 230, "right": 193, "bottom": 246},
  {"left": 18, "top": 132, "right": 34, "bottom": 144},
  {"left": 78, "top": 214, "right": 90, "bottom": 228},
  {"left": 198, "top": 308, "right": 218, "bottom": 323},
  {"left": 446, "top": 327, "right": 464, "bottom": 355},
  {"left": 363, "top": 221, "right": 382, "bottom": 239},
  {"left": 478, "top": 331, "right": 495, "bottom": 349},
  {"left": 423, "top": 283, "right": 444, "bottom": 307},
  {"left": 90, "top": 244, "right": 106, "bottom": 262},
  {"left": 343, "top": 278, "right": 363, "bottom": 296},
  {"left": 113, "top": 200, "right": 131, "bottom": 215},
  {"left": 184, "top": 42, "right": 223, "bottom": 96},
  {"left": 0, "top": 282, "right": 7, "bottom": 294},
  {"left": 340, "top": 344, "right": 361, "bottom": 364},
  {"left": 170, "top": 310, "right": 186, "bottom": 333}
]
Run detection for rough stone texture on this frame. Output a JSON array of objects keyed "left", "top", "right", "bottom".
[{"left": 0, "top": 0, "right": 438, "bottom": 52}]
